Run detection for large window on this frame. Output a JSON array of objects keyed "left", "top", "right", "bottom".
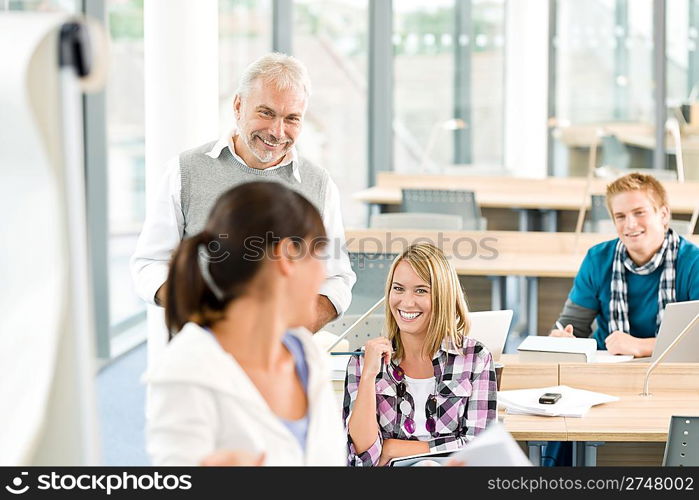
[
  {"left": 106, "top": 0, "right": 146, "bottom": 348},
  {"left": 218, "top": 0, "right": 272, "bottom": 132},
  {"left": 667, "top": 0, "right": 692, "bottom": 103},
  {"left": 294, "top": 0, "right": 368, "bottom": 228},
  {"left": 667, "top": 0, "right": 699, "bottom": 179},
  {"left": 550, "top": 0, "right": 699, "bottom": 179},
  {"left": 554, "top": 0, "right": 654, "bottom": 124},
  {"left": 393, "top": 0, "right": 505, "bottom": 174},
  {"left": 550, "top": 0, "right": 658, "bottom": 176},
  {"left": 7, "top": 0, "right": 75, "bottom": 10}
]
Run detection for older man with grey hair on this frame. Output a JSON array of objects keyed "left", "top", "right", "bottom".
[{"left": 131, "top": 53, "right": 356, "bottom": 348}]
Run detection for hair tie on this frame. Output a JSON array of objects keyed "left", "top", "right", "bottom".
[{"left": 197, "top": 243, "right": 225, "bottom": 301}]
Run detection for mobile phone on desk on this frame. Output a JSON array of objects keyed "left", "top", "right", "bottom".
[{"left": 538, "top": 392, "right": 562, "bottom": 404}]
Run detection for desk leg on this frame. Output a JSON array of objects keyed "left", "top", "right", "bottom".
[
  {"left": 489, "top": 275, "right": 506, "bottom": 311},
  {"left": 526, "top": 277, "right": 538, "bottom": 336},
  {"left": 573, "top": 441, "right": 584, "bottom": 466},
  {"left": 518, "top": 208, "right": 557, "bottom": 232},
  {"left": 541, "top": 209, "right": 558, "bottom": 232},
  {"left": 517, "top": 209, "right": 532, "bottom": 231},
  {"left": 584, "top": 442, "right": 603, "bottom": 466},
  {"left": 527, "top": 441, "right": 546, "bottom": 466}
]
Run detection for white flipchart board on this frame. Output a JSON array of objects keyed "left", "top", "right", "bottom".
[{"left": 0, "top": 13, "right": 103, "bottom": 465}]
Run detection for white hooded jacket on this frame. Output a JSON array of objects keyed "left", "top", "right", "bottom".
[{"left": 145, "top": 322, "right": 346, "bottom": 466}]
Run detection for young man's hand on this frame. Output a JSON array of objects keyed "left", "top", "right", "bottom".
[
  {"left": 549, "top": 324, "right": 574, "bottom": 337},
  {"left": 605, "top": 331, "right": 655, "bottom": 357}
]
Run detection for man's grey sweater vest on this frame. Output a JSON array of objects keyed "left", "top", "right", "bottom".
[{"left": 179, "top": 141, "right": 329, "bottom": 237}]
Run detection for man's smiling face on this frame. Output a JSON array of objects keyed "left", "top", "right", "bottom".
[
  {"left": 234, "top": 78, "right": 306, "bottom": 168},
  {"left": 610, "top": 189, "right": 669, "bottom": 264}
]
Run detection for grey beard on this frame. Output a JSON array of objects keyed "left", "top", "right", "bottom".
[{"left": 243, "top": 133, "right": 289, "bottom": 164}]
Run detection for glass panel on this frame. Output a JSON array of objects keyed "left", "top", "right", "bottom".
[
  {"left": 667, "top": 0, "right": 690, "bottom": 105},
  {"left": 294, "top": 0, "right": 368, "bottom": 228},
  {"left": 394, "top": 0, "right": 457, "bottom": 174},
  {"left": 393, "top": 0, "right": 505, "bottom": 175},
  {"left": 5, "top": 0, "right": 76, "bottom": 11},
  {"left": 551, "top": 0, "right": 655, "bottom": 177},
  {"left": 219, "top": 0, "right": 272, "bottom": 133},
  {"left": 667, "top": 0, "right": 699, "bottom": 180},
  {"left": 471, "top": 0, "right": 505, "bottom": 168},
  {"left": 106, "top": 0, "right": 146, "bottom": 333}
]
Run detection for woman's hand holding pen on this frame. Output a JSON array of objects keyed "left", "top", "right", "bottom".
[{"left": 362, "top": 337, "right": 392, "bottom": 378}]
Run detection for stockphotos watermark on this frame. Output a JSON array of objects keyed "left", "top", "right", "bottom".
[
  {"left": 198, "top": 232, "right": 500, "bottom": 266},
  {"left": 4, "top": 471, "right": 191, "bottom": 496}
]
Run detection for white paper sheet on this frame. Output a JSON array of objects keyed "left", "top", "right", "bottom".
[
  {"left": 592, "top": 350, "right": 634, "bottom": 363},
  {"left": 497, "top": 385, "right": 619, "bottom": 417}
]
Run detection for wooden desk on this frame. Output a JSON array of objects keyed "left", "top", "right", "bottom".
[
  {"left": 559, "top": 363, "right": 699, "bottom": 465},
  {"left": 493, "top": 359, "right": 699, "bottom": 465},
  {"left": 504, "top": 414, "right": 568, "bottom": 443},
  {"left": 344, "top": 229, "right": 614, "bottom": 278},
  {"left": 345, "top": 229, "right": 699, "bottom": 334},
  {"left": 354, "top": 172, "right": 699, "bottom": 221},
  {"left": 557, "top": 122, "right": 699, "bottom": 153},
  {"left": 556, "top": 122, "right": 699, "bottom": 180},
  {"left": 563, "top": 392, "right": 699, "bottom": 443},
  {"left": 494, "top": 355, "right": 567, "bottom": 453},
  {"left": 499, "top": 354, "right": 559, "bottom": 390},
  {"left": 559, "top": 362, "right": 699, "bottom": 394}
]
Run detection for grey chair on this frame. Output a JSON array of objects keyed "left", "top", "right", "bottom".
[
  {"left": 346, "top": 252, "right": 397, "bottom": 316},
  {"left": 323, "top": 314, "right": 385, "bottom": 351},
  {"left": 401, "top": 188, "right": 486, "bottom": 230},
  {"left": 663, "top": 415, "right": 699, "bottom": 466},
  {"left": 600, "top": 134, "right": 631, "bottom": 170},
  {"left": 370, "top": 212, "right": 463, "bottom": 231},
  {"left": 585, "top": 194, "right": 614, "bottom": 233}
]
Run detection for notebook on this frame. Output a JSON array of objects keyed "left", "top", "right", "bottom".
[{"left": 517, "top": 336, "right": 597, "bottom": 363}]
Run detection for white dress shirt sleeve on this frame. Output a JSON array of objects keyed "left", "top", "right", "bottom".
[
  {"left": 130, "top": 157, "right": 184, "bottom": 304},
  {"left": 319, "top": 178, "right": 356, "bottom": 316}
]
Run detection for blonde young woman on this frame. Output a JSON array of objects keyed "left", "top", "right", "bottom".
[{"left": 343, "top": 243, "right": 497, "bottom": 466}]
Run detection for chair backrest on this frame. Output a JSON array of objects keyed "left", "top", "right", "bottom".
[
  {"left": 347, "top": 252, "right": 397, "bottom": 316},
  {"left": 370, "top": 212, "right": 463, "bottom": 231},
  {"left": 600, "top": 134, "right": 631, "bottom": 170},
  {"left": 584, "top": 194, "right": 614, "bottom": 233},
  {"left": 663, "top": 415, "right": 699, "bottom": 466},
  {"left": 402, "top": 188, "right": 483, "bottom": 230},
  {"left": 323, "top": 314, "right": 385, "bottom": 351},
  {"left": 669, "top": 219, "right": 692, "bottom": 236}
]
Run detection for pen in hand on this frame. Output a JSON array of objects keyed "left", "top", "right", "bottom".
[{"left": 555, "top": 321, "right": 575, "bottom": 337}]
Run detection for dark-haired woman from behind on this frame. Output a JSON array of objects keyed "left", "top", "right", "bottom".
[{"left": 145, "top": 181, "right": 346, "bottom": 466}]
